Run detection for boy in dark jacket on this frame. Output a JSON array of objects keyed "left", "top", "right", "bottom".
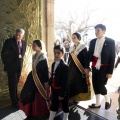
[
  {"left": 86, "top": 24, "right": 115, "bottom": 110},
  {"left": 49, "top": 45, "right": 69, "bottom": 120}
]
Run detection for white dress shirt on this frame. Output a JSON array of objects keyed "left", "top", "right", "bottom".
[
  {"left": 54, "top": 61, "right": 60, "bottom": 72},
  {"left": 94, "top": 36, "right": 105, "bottom": 70}
]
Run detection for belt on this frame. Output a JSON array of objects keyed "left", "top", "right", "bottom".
[
  {"left": 92, "top": 56, "right": 109, "bottom": 67},
  {"left": 101, "top": 64, "right": 109, "bottom": 66},
  {"left": 92, "top": 63, "right": 109, "bottom": 67}
]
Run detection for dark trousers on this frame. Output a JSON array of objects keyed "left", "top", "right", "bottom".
[
  {"left": 92, "top": 66, "right": 108, "bottom": 95},
  {"left": 51, "top": 89, "right": 69, "bottom": 113},
  {"left": 7, "top": 67, "right": 21, "bottom": 105}
]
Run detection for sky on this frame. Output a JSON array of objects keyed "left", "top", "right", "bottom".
[{"left": 54, "top": 0, "right": 120, "bottom": 42}]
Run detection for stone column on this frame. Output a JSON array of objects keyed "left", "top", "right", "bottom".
[
  {"left": 41, "top": 0, "right": 47, "bottom": 44},
  {"left": 41, "top": 0, "right": 54, "bottom": 67}
]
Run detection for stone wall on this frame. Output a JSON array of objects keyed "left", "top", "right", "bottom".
[
  {"left": 0, "top": 0, "right": 54, "bottom": 106},
  {"left": 0, "top": 0, "right": 42, "bottom": 101}
]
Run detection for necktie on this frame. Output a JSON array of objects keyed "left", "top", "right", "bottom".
[{"left": 18, "top": 41, "right": 22, "bottom": 54}]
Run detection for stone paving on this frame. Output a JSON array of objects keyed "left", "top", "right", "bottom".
[{"left": 0, "top": 63, "right": 120, "bottom": 119}]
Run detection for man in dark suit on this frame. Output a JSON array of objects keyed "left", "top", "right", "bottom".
[
  {"left": 85, "top": 24, "right": 115, "bottom": 110},
  {"left": 1, "top": 28, "right": 26, "bottom": 108}
]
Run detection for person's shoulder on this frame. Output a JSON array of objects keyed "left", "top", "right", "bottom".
[
  {"left": 40, "top": 53, "right": 47, "bottom": 60},
  {"left": 61, "top": 60, "right": 68, "bottom": 68},
  {"left": 90, "top": 38, "right": 97, "bottom": 43},
  {"left": 37, "top": 58, "right": 48, "bottom": 66},
  {"left": 51, "top": 62, "right": 55, "bottom": 69},
  {"left": 5, "top": 37, "right": 14, "bottom": 42},
  {"left": 88, "top": 38, "right": 97, "bottom": 46},
  {"left": 34, "top": 52, "right": 47, "bottom": 63},
  {"left": 3, "top": 37, "right": 15, "bottom": 45},
  {"left": 52, "top": 61, "right": 55, "bottom": 64},
  {"left": 106, "top": 37, "right": 115, "bottom": 43}
]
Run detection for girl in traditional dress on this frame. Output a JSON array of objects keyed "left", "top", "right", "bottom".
[
  {"left": 19, "top": 40, "right": 50, "bottom": 118},
  {"left": 68, "top": 32, "right": 88, "bottom": 104}
]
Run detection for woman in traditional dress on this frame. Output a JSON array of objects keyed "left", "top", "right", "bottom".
[
  {"left": 19, "top": 40, "right": 50, "bottom": 118},
  {"left": 68, "top": 32, "right": 89, "bottom": 104}
]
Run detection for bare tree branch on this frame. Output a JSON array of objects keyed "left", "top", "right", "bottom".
[{"left": 55, "top": 8, "right": 103, "bottom": 42}]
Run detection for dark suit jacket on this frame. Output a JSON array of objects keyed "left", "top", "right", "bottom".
[
  {"left": 51, "top": 59, "right": 69, "bottom": 97},
  {"left": 1, "top": 37, "right": 26, "bottom": 72},
  {"left": 86, "top": 37, "right": 115, "bottom": 74}
]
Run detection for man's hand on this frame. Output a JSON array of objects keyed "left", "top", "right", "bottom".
[
  {"left": 106, "top": 74, "right": 112, "bottom": 79},
  {"left": 58, "top": 96, "right": 64, "bottom": 100}
]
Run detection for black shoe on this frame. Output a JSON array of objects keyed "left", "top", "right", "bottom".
[
  {"left": 89, "top": 104, "right": 101, "bottom": 108},
  {"left": 105, "top": 98, "right": 112, "bottom": 110}
]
